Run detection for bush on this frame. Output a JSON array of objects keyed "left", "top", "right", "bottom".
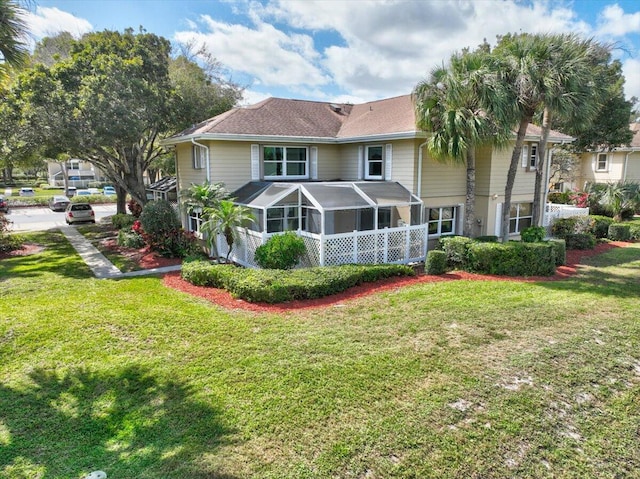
[
  {"left": 148, "top": 229, "right": 202, "bottom": 258},
  {"left": 607, "top": 223, "right": 630, "bottom": 241},
  {"left": 547, "top": 191, "right": 571, "bottom": 204},
  {"left": 475, "top": 235, "right": 499, "bottom": 242},
  {"left": 181, "top": 262, "right": 414, "bottom": 303},
  {"left": 117, "top": 229, "right": 145, "bottom": 249},
  {"left": 0, "top": 215, "right": 22, "bottom": 253},
  {"left": 254, "top": 232, "right": 306, "bottom": 270},
  {"left": 564, "top": 233, "right": 596, "bottom": 250},
  {"left": 629, "top": 224, "right": 640, "bottom": 241},
  {"left": 520, "top": 226, "right": 546, "bottom": 243},
  {"left": 127, "top": 199, "right": 143, "bottom": 218},
  {"left": 551, "top": 218, "right": 577, "bottom": 238},
  {"left": 111, "top": 214, "right": 136, "bottom": 230},
  {"left": 439, "top": 236, "right": 473, "bottom": 269},
  {"left": 549, "top": 239, "right": 566, "bottom": 266},
  {"left": 467, "top": 241, "right": 556, "bottom": 276},
  {"left": 425, "top": 250, "right": 447, "bottom": 275},
  {"left": 589, "top": 215, "right": 614, "bottom": 239},
  {"left": 139, "top": 200, "right": 181, "bottom": 238}
]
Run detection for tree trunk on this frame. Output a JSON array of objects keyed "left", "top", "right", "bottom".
[
  {"left": 463, "top": 146, "right": 476, "bottom": 237},
  {"left": 532, "top": 107, "right": 552, "bottom": 226},
  {"left": 116, "top": 184, "right": 127, "bottom": 215},
  {"left": 501, "top": 115, "right": 533, "bottom": 242}
]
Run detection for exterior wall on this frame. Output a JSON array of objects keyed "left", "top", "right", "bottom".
[
  {"left": 578, "top": 151, "right": 640, "bottom": 188},
  {"left": 419, "top": 150, "right": 466, "bottom": 201},
  {"left": 336, "top": 144, "right": 360, "bottom": 180},
  {"left": 176, "top": 142, "right": 206, "bottom": 192},
  {"left": 625, "top": 152, "right": 640, "bottom": 182},
  {"left": 210, "top": 141, "right": 253, "bottom": 191},
  {"left": 316, "top": 144, "right": 342, "bottom": 180},
  {"left": 390, "top": 139, "right": 417, "bottom": 191}
]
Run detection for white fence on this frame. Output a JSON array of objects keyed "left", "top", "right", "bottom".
[
  {"left": 544, "top": 203, "right": 589, "bottom": 226},
  {"left": 214, "top": 224, "right": 428, "bottom": 268}
]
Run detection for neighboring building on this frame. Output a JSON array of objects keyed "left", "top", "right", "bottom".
[
  {"left": 575, "top": 123, "right": 640, "bottom": 189},
  {"left": 161, "top": 95, "right": 572, "bottom": 267},
  {"left": 47, "top": 159, "right": 107, "bottom": 188}
]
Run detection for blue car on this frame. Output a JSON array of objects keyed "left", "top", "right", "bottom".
[{"left": 103, "top": 186, "right": 116, "bottom": 196}]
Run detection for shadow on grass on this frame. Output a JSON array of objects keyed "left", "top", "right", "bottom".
[
  {"left": 0, "top": 365, "right": 240, "bottom": 478},
  {"left": 541, "top": 243, "right": 640, "bottom": 298},
  {"left": 0, "top": 230, "right": 93, "bottom": 280}
]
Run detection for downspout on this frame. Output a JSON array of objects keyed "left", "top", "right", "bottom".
[
  {"left": 541, "top": 146, "right": 553, "bottom": 228},
  {"left": 191, "top": 138, "right": 211, "bottom": 182},
  {"left": 417, "top": 140, "right": 428, "bottom": 259}
]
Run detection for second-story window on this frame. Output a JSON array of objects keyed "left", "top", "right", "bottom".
[
  {"left": 192, "top": 145, "right": 206, "bottom": 169},
  {"left": 264, "top": 146, "right": 308, "bottom": 179},
  {"left": 365, "top": 145, "right": 383, "bottom": 180},
  {"left": 596, "top": 153, "right": 608, "bottom": 171},
  {"left": 529, "top": 143, "right": 538, "bottom": 170}
]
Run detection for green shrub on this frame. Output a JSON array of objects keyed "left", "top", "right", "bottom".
[
  {"left": 589, "top": 215, "right": 614, "bottom": 239},
  {"left": 564, "top": 233, "right": 596, "bottom": 250},
  {"left": 181, "top": 262, "right": 414, "bottom": 303},
  {"left": 475, "top": 235, "right": 499, "bottom": 242},
  {"left": 111, "top": 214, "right": 136, "bottom": 230},
  {"left": 425, "top": 250, "right": 447, "bottom": 275},
  {"left": 547, "top": 191, "right": 571, "bottom": 204},
  {"left": 607, "top": 223, "right": 630, "bottom": 241},
  {"left": 629, "top": 224, "right": 640, "bottom": 241},
  {"left": 551, "top": 218, "right": 577, "bottom": 238},
  {"left": 520, "top": 225, "right": 546, "bottom": 243},
  {"left": 254, "top": 231, "right": 306, "bottom": 269},
  {"left": 549, "top": 239, "right": 566, "bottom": 266},
  {"left": 467, "top": 241, "right": 556, "bottom": 276},
  {"left": 117, "top": 229, "right": 145, "bottom": 249},
  {"left": 439, "top": 236, "right": 473, "bottom": 269},
  {"left": 139, "top": 200, "right": 181, "bottom": 238}
]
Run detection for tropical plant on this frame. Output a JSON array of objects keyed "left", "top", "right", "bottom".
[
  {"left": 180, "top": 181, "right": 229, "bottom": 218},
  {"left": 0, "top": 0, "right": 29, "bottom": 81},
  {"left": 589, "top": 181, "right": 640, "bottom": 222},
  {"left": 254, "top": 231, "right": 306, "bottom": 270},
  {"left": 201, "top": 200, "right": 255, "bottom": 263},
  {"left": 414, "top": 49, "right": 510, "bottom": 237}
]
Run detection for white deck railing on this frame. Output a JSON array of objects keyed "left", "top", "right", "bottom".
[
  {"left": 544, "top": 203, "right": 589, "bottom": 226},
  {"left": 214, "top": 224, "right": 428, "bottom": 268}
]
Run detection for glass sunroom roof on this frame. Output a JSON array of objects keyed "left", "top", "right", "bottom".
[{"left": 232, "top": 181, "right": 422, "bottom": 212}]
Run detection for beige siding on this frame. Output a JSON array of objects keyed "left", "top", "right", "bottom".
[
  {"left": 580, "top": 151, "right": 629, "bottom": 186},
  {"left": 420, "top": 151, "right": 466, "bottom": 200},
  {"left": 390, "top": 139, "right": 416, "bottom": 191},
  {"left": 475, "top": 146, "right": 493, "bottom": 196},
  {"left": 210, "top": 141, "right": 252, "bottom": 191},
  {"left": 337, "top": 144, "right": 362, "bottom": 180},
  {"left": 176, "top": 143, "right": 208, "bottom": 192},
  {"left": 489, "top": 145, "right": 536, "bottom": 196},
  {"left": 316, "top": 144, "right": 342, "bottom": 180}
]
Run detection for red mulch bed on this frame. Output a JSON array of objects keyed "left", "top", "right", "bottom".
[
  {"left": 0, "top": 243, "right": 45, "bottom": 259},
  {"left": 162, "top": 241, "right": 632, "bottom": 314},
  {"left": 100, "top": 238, "right": 182, "bottom": 269}
]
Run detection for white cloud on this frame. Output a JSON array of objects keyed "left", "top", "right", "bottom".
[
  {"left": 25, "top": 7, "right": 93, "bottom": 40},
  {"left": 173, "top": 14, "right": 329, "bottom": 89},
  {"left": 622, "top": 58, "right": 640, "bottom": 100},
  {"left": 596, "top": 4, "right": 640, "bottom": 37}
]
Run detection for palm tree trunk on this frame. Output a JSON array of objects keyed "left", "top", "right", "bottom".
[
  {"left": 502, "top": 116, "right": 533, "bottom": 242},
  {"left": 532, "top": 107, "right": 552, "bottom": 226},
  {"left": 464, "top": 147, "right": 476, "bottom": 237}
]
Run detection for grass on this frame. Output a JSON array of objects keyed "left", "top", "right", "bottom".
[
  {"left": 1, "top": 233, "right": 639, "bottom": 478},
  {"left": 75, "top": 223, "right": 142, "bottom": 272}
]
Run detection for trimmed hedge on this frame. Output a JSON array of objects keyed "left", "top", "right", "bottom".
[
  {"left": 564, "top": 233, "right": 596, "bottom": 250},
  {"left": 439, "top": 236, "right": 473, "bottom": 269},
  {"left": 425, "top": 250, "right": 447, "bottom": 275},
  {"left": 630, "top": 224, "right": 640, "bottom": 241},
  {"left": 608, "top": 223, "right": 630, "bottom": 241},
  {"left": 549, "top": 239, "right": 566, "bottom": 266},
  {"left": 590, "top": 215, "right": 614, "bottom": 239},
  {"left": 181, "top": 262, "right": 415, "bottom": 304},
  {"left": 467, "top": 241, "right": 556, "bottom": 276}
]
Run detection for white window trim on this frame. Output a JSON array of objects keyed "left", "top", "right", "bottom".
[
  {"left": 426, "top": 206, "right": 457, "bottom": 237},
  {"left": 263, "top": 146, "right": 309, "bottom": 180},
  {"left": 596, "top": 153, "right": 609, "bottom": 172},
  {"left": 528, "top": 143, "right": 538, "bottom": 171},
  {"left": 188, "top": 210, "right": 204, "bottom": 238},
  {"left": 509, "top": 202, "right": 533, "bottom": 234},
  {"left": 365, "top": 145, "right": 384, "bottom": 180},
  {"left": 192, "top": 145, "right": 206, "bottom": 170}
]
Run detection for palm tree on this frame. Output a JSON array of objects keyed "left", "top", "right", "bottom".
[
  {"left": 201, "top": 200, "right": 255, "bottom": 263},
  {"left": 531, "top": 35, "right": 603, "bottom": 226},
  {"left": 414, "top": 50, "right": 510, "bottom": 237},
  {"left": 0, "top": 0, "right": 29, "bottom": 81},
  {"left": 591, "top": 181, "right": 640, "bottom": 222},
  {"left": 180, "top": 181, "right": 229, "bottom": 217}
]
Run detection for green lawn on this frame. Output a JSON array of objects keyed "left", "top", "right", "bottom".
[{"left": 1, "top": 231, "right": 639, "bottom": 478}]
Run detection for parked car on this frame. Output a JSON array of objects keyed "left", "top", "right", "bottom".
[
  {"left": 66, "top": 186, "right": 77, "bottom": 197},
  {"left": 103, "top": 186, "right": 116, "bottom": 196},
  {"left": 0, "top": 195, "right": 8, "bottom": 213},
  {"left": 87, "top": 187, "right": 101, "bottom": 195},
  {"left": 49, "top": 195, "right": 71, "bottom": 212},
  {"left": 65, "top": 203, "right": 95, "bottom": 224},
  {"left": 75, "top": 189, "right": 92, "bottom": 196},
  {"left": 19, "top": 187, "right": 35, "bottom": 197}
]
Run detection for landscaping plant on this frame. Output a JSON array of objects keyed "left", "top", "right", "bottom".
[{"left": 254, "top": 231, "right": 307, "bottom": 270}]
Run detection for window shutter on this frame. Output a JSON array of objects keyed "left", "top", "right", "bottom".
[
  {"left": 521, "top": 145, "right": 528, "bottom": 168},
  {"left": 251, "top": 144, "right": 260, "bottom": 180},
  {"left": 310, "top": 146, "right": 318, "bottom": 180},
  {"left": 494, "top": 203, "right": 503, "bottom": 237},
  {"left": 357, "top": 146, "right": 364, "bottom": 180},
  {"left": 385, "top": 144, "right": 393, "bottom": 180}
]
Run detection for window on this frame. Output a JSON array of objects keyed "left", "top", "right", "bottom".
[
  {"left": 377, "top": 207, "right": 391, "bottom": 229},
  {"left": 266, "top": 205, "right": 302, "bottom": 233},
  {"left": 596, "top": 153, "right": 608, "bottom": 171},
  {"left": 264, "top": 146, "right": 308, "bottom": 179},
  {"left": 68, "top": 161, "right": 80, "bottom": 170},
  {"left": 192, "top": 145, "right": 206, "bottom": 169},
  {"left": 365, "top": 145, "right": 383, "bottom": 180},
  {"left": 188, "top": 211, "right": 204, "bottom": 236},
  {"left": 529, "top": 143, "right": 538, "bottom": 170},
  {"left": 509, "top": 202, "right": 532, "bottom": 234},
  {"left": 427, "top": 207, "right": 456, "bottom": 237}
]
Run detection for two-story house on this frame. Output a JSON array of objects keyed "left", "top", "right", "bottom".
[{"left": 161, "top": 95, "right": 572, "bottom": 267}]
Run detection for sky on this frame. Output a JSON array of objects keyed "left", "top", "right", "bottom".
[{"left": 24, "top": 0, "right": 640, "bottom": 106}]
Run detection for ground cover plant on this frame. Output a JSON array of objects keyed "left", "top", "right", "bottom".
[{"left": 1, "top": 233, "right": 639, "bottom": 478}]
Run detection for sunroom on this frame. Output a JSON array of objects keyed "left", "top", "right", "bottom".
[{"left": 213, "top": 181, "right": 428, "bottom": 268}]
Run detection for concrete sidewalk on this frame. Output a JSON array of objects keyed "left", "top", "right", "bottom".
[{"left": 60, "top": 227, "right": 181, "bottom": 279}]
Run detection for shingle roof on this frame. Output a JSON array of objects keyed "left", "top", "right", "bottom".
[{"left": 167, "top": 94, "right": 572, "bottom": 143}]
